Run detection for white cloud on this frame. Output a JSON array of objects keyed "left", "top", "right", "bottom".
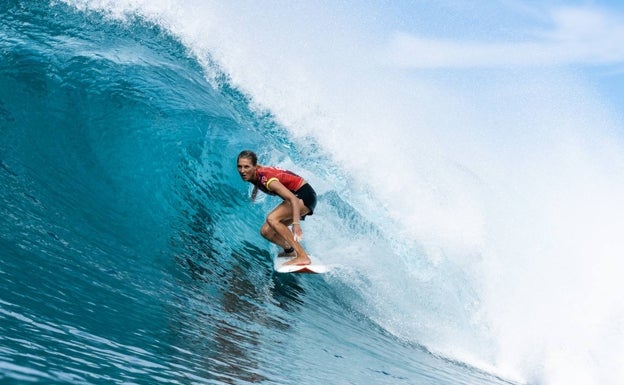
[{"left": 386, "top": 6, "right": 624, "bottom": 69}]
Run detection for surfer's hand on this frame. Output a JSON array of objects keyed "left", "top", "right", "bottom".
[{"left": 292, "top": 224, "right": 302, "bottom": 242}]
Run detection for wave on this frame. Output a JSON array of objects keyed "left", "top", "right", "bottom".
[{"left": 2, "top": 1, "right": 624, "bottom": 385}]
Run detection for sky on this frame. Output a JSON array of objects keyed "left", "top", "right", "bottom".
[{"left": 363, "top": 0, "right": 624, "bottom": 114}]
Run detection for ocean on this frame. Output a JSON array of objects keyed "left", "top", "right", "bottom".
[{"left": 2, "top": 1, "right": 624, "bottom": 384}]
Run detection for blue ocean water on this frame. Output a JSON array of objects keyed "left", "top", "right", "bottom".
[
  {"left": 1, "top": 2, "right": 508, "bottom": 384},
  {"left": 2, "top": 2, "right": 624, "bottom": 385}
]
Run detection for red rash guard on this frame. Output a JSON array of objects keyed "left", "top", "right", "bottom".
[{"left": 254, "top": 166, "right": 305, "bottom": 195}]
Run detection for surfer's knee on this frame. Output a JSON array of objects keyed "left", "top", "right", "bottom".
[
  {"left": 260, "top": 222, "right": 272, "bottom": 239},
  {"left": 265, "top": 214, "right": 283, "bottom": 230}
]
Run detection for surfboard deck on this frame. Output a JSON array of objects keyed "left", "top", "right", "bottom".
[{"left": 274, "top": 254, "right": 329, "bottom": 274}]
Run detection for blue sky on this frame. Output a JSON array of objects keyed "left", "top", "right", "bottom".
[{"left": 358, "top": 0, "right": 624, "bottom": 112}]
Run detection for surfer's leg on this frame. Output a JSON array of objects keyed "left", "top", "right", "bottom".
[
  {"left": 263, "top": 201, "right": 311, "bottom": 265},
  {"left": 260, "top": 221, "right": 290, "bottom": 250}
]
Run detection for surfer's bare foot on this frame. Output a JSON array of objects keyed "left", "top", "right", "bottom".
[{"left": 283, "top": 256, "right": 311, "bottom": 266}]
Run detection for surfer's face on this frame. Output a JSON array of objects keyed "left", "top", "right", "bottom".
[{"left": 237, "top": 157, "right": 256, "bottom": 182}]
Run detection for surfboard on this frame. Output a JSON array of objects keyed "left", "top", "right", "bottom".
[
  {"left": 276, "top": 263, "right": 329, "bottom": 274},
  {"left": 274, "top": 254, "right": 329, "bottom": 274}
]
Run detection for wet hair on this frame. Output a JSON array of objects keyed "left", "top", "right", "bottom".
[{"left": 237, "top": 150, "right": 258, "bottom": 166}]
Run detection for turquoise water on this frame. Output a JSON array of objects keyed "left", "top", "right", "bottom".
[
  {"left": 2, "top": 2, "right": 624, "bottom": 385},
  {"left": 0, "top": 2, "right": 514, "bottom": 384}
]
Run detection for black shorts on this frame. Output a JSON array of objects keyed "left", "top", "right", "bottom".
[{"left": 294, "top": 183, "right": 317, "bottom": 219}]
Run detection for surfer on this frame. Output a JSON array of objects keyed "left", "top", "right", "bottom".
[{"left": 237, "top": 150, "right": 317, "bottom": 266}]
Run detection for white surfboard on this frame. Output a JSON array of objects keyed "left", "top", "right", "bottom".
[
  {"left": 274, "top": 254, "right": 329, "bottom": 274},
  {"left": 276, "top": 263, "right": 329, "bottom": 274}
]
